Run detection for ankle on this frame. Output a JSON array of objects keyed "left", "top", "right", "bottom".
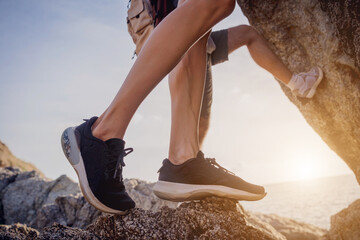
[
  {"left": 168, "top": 148, "right": 199, "bottom": 165},
  {"left": 92, "top": 122, "right": 123, "bottom": 141},
  {"left": 92, "top": 124, "right": 109, "bottom": 141},
  {"left": 286, "top": 73, "right": 298, "bottom": 91}
]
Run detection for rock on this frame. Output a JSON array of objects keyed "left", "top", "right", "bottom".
[
  {"left": 0, "top": 167, "right": 22, "bottom": 224},
  {"left": 0, "top": 167, "right": 176, "bottom": 230},
  {"left": 326, "top": 199, "right": 360, "bottom": 240},
  {"left": 124, "top": 178, "right": 177, "bottom": 212},
  {"left": 318, "top": 0, "right": 360, "bottom": 69},
  {"left": 0, "top": 167, "right": 327, "bottom": 239},
  {"left": 0, "top": 140, "right": 43, "bottom": 175},
  {"left": 237, "top": 0, "right": 360, "bottom": 184},
  {"left": 248, "top": 212, "right": 327, "bottom": 240},
  {"left": 36, "top": 194, "right": 102, "bottom": 229},
  {"left": 86, "top": 198, "right": 286, "bottom": 240},
  {"left": 0, "top": 223, "right": 39, "bottom": 240},
  {"left": 1, "top": 169, "right": 80, "bottom": 228},
  {"left": 0, "top": 167, "right": 21, "bottom": 194},
  {"left": 40, "top": 223, "right": 99, "bottom": 240},
  {"left": 0, "top": 198, "right": 288, "bottom": 240}
]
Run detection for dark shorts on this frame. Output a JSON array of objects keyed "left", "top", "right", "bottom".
[{"left": 200, "top": 29, "right": 229, "bottom": 120}]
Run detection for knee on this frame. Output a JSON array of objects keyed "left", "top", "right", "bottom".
[
  {"left": 215, "top": 0, "right": 236, "bottom": 18},
  {"left": 241, "top": 25, "right": 260, "bottom": 45}
]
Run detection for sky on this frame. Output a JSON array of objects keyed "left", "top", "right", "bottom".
[{"left": 0, "top": 0, "right": 353, "bottom": 185}]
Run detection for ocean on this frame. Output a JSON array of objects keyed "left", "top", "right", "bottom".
[{"left": 241, "top": 174, "right": 360, "bottom": 229}]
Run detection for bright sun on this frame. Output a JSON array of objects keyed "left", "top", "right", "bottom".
[{"left": 297, "top": 163, "right": 315, "bottom": 180}]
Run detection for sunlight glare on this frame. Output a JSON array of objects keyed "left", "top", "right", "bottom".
[{"left": 297, "top": 163, "right": 315, "bottom": 180}]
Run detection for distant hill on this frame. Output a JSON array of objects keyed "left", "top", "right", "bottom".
[{"left": 0, "top": 140, "right": 43, "bottom": 176}]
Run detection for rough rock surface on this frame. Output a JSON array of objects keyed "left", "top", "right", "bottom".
[
  {"left": 0, "top": 223, "right": 39, "bottom": 240},
  {"left": 249, "top": 212, "right": 327, "bottom": 240},
  {"left": 0, "top": 198, "right": 287, "bottom": 240},
  {"left": 0, "top": 167, "right": 175, "bottom": 229},
  {"left": 237, "top": 0, "right": 360, "bottom": 184},
  {"left": 36, "top": 178, "right": 177, "bottom": 229},
  {"left": 326, "top": 199, "right": 360, "bottom": 240},
  {"left": 0, "top": 167, "right": 81, "bottom": 228},
  {"left": 0, "top": 167, "right": 176, "bottom": 229},
  {"left": 124, "top": 178, "right": 178, "bottom": 211},
  {"left": 318, "top": 0, "right": 360, "bottom": 68},
  {"left": 0, "top": 167, "right": 328, "bottom": 239},
  {"left": 0, "top": 141, "right": 42, "bottom": 175}
]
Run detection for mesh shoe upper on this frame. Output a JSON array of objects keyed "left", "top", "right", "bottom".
[
  {"left": 158, "top": 151, "right": 265, "bottom": 195},
  {"left": 75, "top": 117, "right": 135, "bottom": 211}
]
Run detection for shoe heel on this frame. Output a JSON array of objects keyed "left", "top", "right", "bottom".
[
  {"left": 61, "top": 127, "right": 81, "bottom": 165},
  {"left": 306, "top": 67, "right": 324, "bottom": 98}
]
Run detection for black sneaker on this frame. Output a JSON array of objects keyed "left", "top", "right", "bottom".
[
  {"left": 153, "top": 151, "right": 266, "bottom": 201},
  {"left": 61, "top": 117, "right": 135, "bottom": 214}
]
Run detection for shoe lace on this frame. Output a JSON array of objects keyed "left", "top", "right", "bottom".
[
  {"left": 206, "top": 157, "right": 235, "bottom": 176},
  {"left": 105, "top": 147, "right": 133, "bottom": 182}
]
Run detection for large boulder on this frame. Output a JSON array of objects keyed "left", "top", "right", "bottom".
[
  {"left": 0, "top": 167, "right": 176, "bottom": 229},
  {"left": 237, "top": 0, "right": 360, "bottom": 184},
  {"left": 0, "top": 198, "right": 288, "bottom": 240},
  {"left": 0, "top": 168, "right": 80, "bottom": 228},
  {"left": 0, "top": 167, "right": 328, "bottom": 239},
  {"left": 326, "top": 199, "right": 360, "bottom": 240}
]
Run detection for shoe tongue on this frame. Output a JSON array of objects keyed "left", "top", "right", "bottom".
[
  {"left": 196, "top": 151, "right": 205, "bottom": 160},
  {"left": 104, "top": 139, "right": 126, "bottom": 181}
]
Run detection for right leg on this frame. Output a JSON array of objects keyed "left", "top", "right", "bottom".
[
  {"left": 228, "top": 25, "right": 323, "bottom": 98},
  {"left": 227, "top": 25, "right": 293, "bottom": 84}
]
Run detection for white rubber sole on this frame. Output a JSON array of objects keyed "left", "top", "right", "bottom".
[
  {"left": 153, "top": 181, "right": 266, "bottom": 202},
  {"left": 306, "top": 67, "right": 324, "bottom": 98},
  {"left": 61, "top": 127, "right": 127, "bottom": 215}
]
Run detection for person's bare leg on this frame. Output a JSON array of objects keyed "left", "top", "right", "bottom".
[
  {"left": 92, "top": 0, "right": 235, "bottom": 141},
  {"left": 198, "top": 61, "right": 213, "bottom": 147},
  {"left": 199, "top": 114, "right": 210, "bottom": 147},
  {"left": 168, "top": 29, "right": 210, "bottom": 164},
  {"left": 228, "top": 25, "right": 292, "bottom": 84},
  {"left": 196, "top": 25, "right": 292, "bottom": 147}
]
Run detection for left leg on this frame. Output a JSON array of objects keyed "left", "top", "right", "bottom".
[
  {"left": 228, "top": 25, "right": 292, "bottom": 84},
  {"left": 228, "top": 25, "right": 323, "bottom": 98}
]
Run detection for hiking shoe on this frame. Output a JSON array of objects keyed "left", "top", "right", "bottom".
[
  {"left": 287, "top": 67, "right": 323, "bottom": 98},
  {"left": 153, "top": 151, "right": 266, "bottom": 201},
  {"left": 61, "top": 117, "right": 135, "bottom": 214}
]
